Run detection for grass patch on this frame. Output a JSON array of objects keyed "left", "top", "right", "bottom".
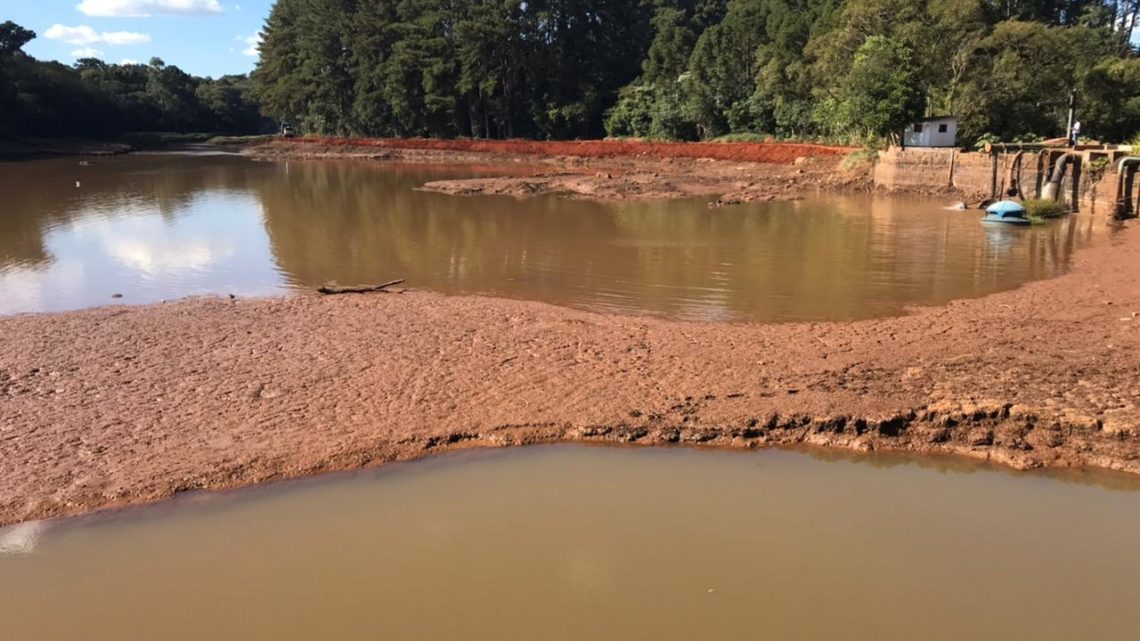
[
  {"left": 1023, "top": 199, "right": 1067, "bottom": 224},
  {"left": 710, "top": 132, "right": 873, "bottom": 147},
  {"left": 712, "top": 132, "right": 771, "bottom": 143},
  {"left": 841, "top": 147, "right": 879, "bottom": 171}
]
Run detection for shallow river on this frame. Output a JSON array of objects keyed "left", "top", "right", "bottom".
[
  {"left": 2, "top": 446, "right": 1139, "bottom": 641},
  {"left": 0, "top": 152, "right": 1108, "bottom": 320}
]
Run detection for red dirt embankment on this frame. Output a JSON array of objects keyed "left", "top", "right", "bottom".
[{"left": 289, "top": 136, "right": 853, "bottom": 164}]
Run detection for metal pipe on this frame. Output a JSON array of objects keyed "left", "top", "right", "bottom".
[
  {"left": 1041, "top": 152, "right": 1075, "bottom": 202},
  {"left": 1115, "top": 157, "right": 1140, "bottom": 219},
  {"left": 1003, "top": 150, "right": 1026, "bottom": 198},
  {"left": 1071, "top": 156, "right": 1082, "bottom": 211}
]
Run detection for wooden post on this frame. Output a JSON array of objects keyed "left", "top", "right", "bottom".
[{"left": 990, "top": 152, "right": 998, "bottom": 200}]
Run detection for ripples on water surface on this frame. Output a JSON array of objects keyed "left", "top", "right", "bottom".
[
  {"left": 2, "top": 446, "right": 1139, "bottom": 641},
  {"left": 0, "top": 153, "right": 1109, "bottom": 319}
]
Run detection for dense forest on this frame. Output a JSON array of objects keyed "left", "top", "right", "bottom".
[
  {"left": 3, "top": 1, "right": 1139, "bottom": 146},
  {"left": 252, "top": 0, "right": 1140, "bottom": 145},
  {"left": 0, "top": 21, "right": 262, "bottom": 139}
]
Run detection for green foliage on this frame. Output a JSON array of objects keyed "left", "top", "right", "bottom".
[
  {"left": 713, "top": 132, "right": 770, "bottom": 142},
  {"left": 841, "top": 147, "right": 879, "bottom": 170},
  {"left": 0, "top": 20, "right": 34, "bottom": 56},
  {"left": 818, "top": 36, "right": 924, "bottom": 140},
  {"left": 1023, "top": 198, "right": 1067, "bottom": 221},
  {"left": 973, "top": 133, "right": 999, "bottom": 150},
  {"left": 254, "top": 0, "right": 653, "bottom": 139},
  {"left": 605, "top": 83, "right": 657, "bottom": 138},
  {"left": 11, "top": 0, "right": 1140, "bottom": 145},
  {"left": 604, "top": 80, "right": 698, "bottom": 140},
  {"left": 1081, "top": 57, "right": 1140, "bottom": 143},
  {"left": 1086, "top": 155, "right": 1111, "bottom": 183},
  {"left": 0, "top": 23, "right": 263, "bottom": 140},
  {"left": 684, "top": 0, "right": 768, "bottom": 137}
]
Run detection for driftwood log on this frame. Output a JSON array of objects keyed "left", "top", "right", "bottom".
[{"left": 317, "top": 279, "right": 405, "bottom": 295}]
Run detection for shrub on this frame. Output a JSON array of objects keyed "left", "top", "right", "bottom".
[
  {"left": 841, "top": 147, "right": 879, "bottom": 171},
  {"left": 1023, "top": 198, "right": 1067, "bottom": 222},
  {"left": 713, "top": 132, "right": 769, "bottom": 143}
]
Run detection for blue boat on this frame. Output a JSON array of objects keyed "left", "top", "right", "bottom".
[{"left": 982, "top": 200, "right": 1031, "bottom": 226}]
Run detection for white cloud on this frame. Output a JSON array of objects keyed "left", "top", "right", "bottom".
[
  {"left": 241, "top": 32, "right": 261, "bottom": 57},
  {"left": 71, "top": 47, "right": 104, "bottom": 58},
  {"left": 77, "top": 0, "right": 224, "bottom": 17},
  {"left": 108, "top": 239, "right": 226, "bottom": 276},
  {"left": 45, "top": 24, "right": 150, "bottom": 46},
  {"left": 120, "top": 58, "right": 140, "bottom": 65}
]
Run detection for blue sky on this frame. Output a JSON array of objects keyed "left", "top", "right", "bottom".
[{"left": 7, "top": 0, "right": 273, "bottom": 78}]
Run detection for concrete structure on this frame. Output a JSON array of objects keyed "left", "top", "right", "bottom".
[
  {"left": 903, "top": 116, "right": 957, "bottom": 148},
  {"left": 874, "top": 146, "right": 1125, "bottom": 218}
]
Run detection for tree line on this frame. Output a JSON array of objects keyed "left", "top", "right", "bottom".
[
  {"left": 0, "top": 21, "right": 262, "bottom": 139},
  {"left": 252, "top": 0, "right": 1140, "bottom": 145}
]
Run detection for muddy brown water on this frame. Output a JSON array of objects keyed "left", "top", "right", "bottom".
[
  {"left": 0, "top": 153, "right": 1109, "bottom": 320},
  {"left": 1, "top": 446, "right": 1139, "bottom": 641}
]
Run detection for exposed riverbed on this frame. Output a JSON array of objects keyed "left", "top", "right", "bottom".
[{"left": 3, "top": 446, "right": 1139, "bottom": 641}]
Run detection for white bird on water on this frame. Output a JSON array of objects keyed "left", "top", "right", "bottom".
[{"left": 75, "top": 181, "right": 80, "bottom": 188}]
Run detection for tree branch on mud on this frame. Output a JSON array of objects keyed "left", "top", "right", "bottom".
[{"left": 317, "top": 280, "right": 406, "bottom": 295}]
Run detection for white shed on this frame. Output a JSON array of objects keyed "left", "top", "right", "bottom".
[{"left": 903, "top": 116, "right": 957, "bottom": 148}]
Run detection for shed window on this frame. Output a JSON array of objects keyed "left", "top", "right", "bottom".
[
  {"left": 913, "top": 124, "right": 923, "bottom": 133},
  {"left": 938, "top": 123, "right": 949, "bottom": 133}
]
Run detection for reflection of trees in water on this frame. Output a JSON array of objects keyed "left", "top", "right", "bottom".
[
  {"left": 258, "top": 161, "right": 627, "bottom": 288},
  {"left": 0, "top": 155, "right": 269, "bottom": 270},
  {"left": 0, "top": 209, "right": 51, "bottom": 267},
  {"left": 259, "top": 162, "right": 874, "bottom": 319},
  {"left": 259, "top": 163, "right": 1110, "bottom": 321},
  {"left": 1, "top": 155, "right": 1112, "bottom": 321}
]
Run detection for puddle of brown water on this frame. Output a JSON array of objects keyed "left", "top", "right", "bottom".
[
  {"left": 1, "top": 446, "right": 1138, "bottom": 641},
  {"left": 0, "top": 154, "right": 1110, "bottom": 320}
]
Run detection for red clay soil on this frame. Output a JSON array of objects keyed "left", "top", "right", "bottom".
[
  {"left": 3, "top": 219, "right": 1140, "bottom": 527},
  {"left": 289, "top": 136, "right": 853, "bottom": 164},
  {"left": 248, "top": 140, "right": 869, "bottom": 203}
]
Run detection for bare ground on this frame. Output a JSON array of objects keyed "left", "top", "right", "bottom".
[
  {"left": 2, "top": 213, "right": 1140, "bottom": 526},
  {"left": 244, "top": 140, "right": 871, "bottom": 203}
]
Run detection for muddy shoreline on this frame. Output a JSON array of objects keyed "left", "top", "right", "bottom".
[
  {"left": 2, "top": 200, "right": 1140, "bottom": 526},
  {"left": 0, "top": 139, "right": 134, "bottom": 161},
  {"left": 244, "top": 139, "right": 871, "bottom": 203}
]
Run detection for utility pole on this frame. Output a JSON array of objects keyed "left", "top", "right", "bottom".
[{"left": 1066, "top": 91, "right": 1076, "bottom": 147}]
